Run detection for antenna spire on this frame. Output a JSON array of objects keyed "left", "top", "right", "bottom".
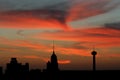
[{"left": 53, "top": 40, "right": 55, "bottom": 53}]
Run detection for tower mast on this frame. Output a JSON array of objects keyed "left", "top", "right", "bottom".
[
  {"left": 53, "top": 40, "right": 55, "bottom": 54},
  {"left": 91, "top": 50, "right": 97, "bottom": 71}
]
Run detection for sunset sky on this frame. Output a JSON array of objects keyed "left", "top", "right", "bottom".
[{"left": 0, "top": 0, "right": 120, "bottom": 71}]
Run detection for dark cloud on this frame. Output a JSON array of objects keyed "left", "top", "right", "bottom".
[
  {"left": 0, "top": 0, "right": 120, "bottom": 30},
  {"left": 43, "top": 0, "right": 70, "bottom": 11},
  {"left": 0, "top": 9, "right": 66, "bottom": 23},
  {"left": 0, "top": 9, "right": 69, "bottom": 29},
  {"left": 104, "top": 22, "right": 120, "bottom": 30},
  {"left": 0, "top": 0, "right": 118, "bottom": 22},
  {"left": 17, "top": 30, "right": 24, "bottom": 36},
  {"left": 0, "top": 0, "right": 69, "bottom": 11},
  {"left": 88, "top": 33, "right": 113, "bottom": 37}
]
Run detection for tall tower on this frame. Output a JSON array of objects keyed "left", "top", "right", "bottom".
[
  {"left": 50, "top": 41, "right": 58, "bottom": 71},
  {"left": 91, "top": 50, "right": 97, "bottom": 71},
  {"left": 46, "top": 41, "right": 59, "bottom": 72}
]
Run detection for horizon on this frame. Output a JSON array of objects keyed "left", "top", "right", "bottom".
[
  {"left": 1, "top": 54, "right": 120, "bottom": 72},
  {"left": 0, "top": 0, "right": 120, "bottom": 70}
]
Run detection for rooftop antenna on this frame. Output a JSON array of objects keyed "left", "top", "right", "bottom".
[{"left": 53, "top": 40, "right": 55, "bottom": 54}]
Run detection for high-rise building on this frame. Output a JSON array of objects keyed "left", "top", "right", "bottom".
[
  {"left": 46, "top": 42, "right": 59, "bottom": 72},
  {"left": 50, "top": 50, "right": 59, "bottom": 71}
]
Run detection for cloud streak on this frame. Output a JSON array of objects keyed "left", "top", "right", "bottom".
[
  {"left": 1, "top": 25, "right": 120, "bottom": 56},
  {"left": 33, "top": 27, "right": 120, "bottom": 48},
  {"left": 0, "top": 37, "right": 89, "bottom": 56},
  {"left": 0, "top": 0, "right": 119, "bottom": 30},
  {"left": 0, "top": 10, "right": 69, "bottom": 30},
  {"left": 104, "top": 22, "right": 120, "bottom": 30}
]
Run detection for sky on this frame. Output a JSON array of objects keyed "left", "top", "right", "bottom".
[{"left": 0, "top": 0, "right": 120, "bottom": 71}]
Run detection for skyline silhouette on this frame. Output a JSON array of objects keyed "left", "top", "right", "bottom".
[
  {"left": 0, "top": 0, "right": 120, "bottom": 73},
  {"left": 0, "top": 0, "right": 120, "bottom": 80},
  {"left": 0, "top": 46, "right": 96, "bottom": 73},
  {"left": 0, "top": 50, "right": 120, "bottom": 80},
  {"left": 0, "top": 45, "right": 120, "bottom": 71},
  {"left": 0, "top": 47, "right": 120, "bottom": 73}
]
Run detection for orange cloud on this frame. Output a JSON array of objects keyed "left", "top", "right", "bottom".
[
  {"left": 42, "top": 57, "right": 71, "bottom": 64},
  {"left": 33, "top": 27, "right": 120, "bottom": 49},
  {"left": 22, "top": 55, "right": 40, "bottom": 59},
  {"left": 58, "top": 60, "right": 71, "bottom": 64},
  {"left": 0, "top": 26, "right": 120, "bottom": 57},
  {"left": 99, "top": 52, "right": 120, "bottom": 58},
  {"left": 56, "top": 46, "right": 91, "bottom": 56},
  {"left": 66, "top": 0, "right": 111, "bottom": 22},
  {"left": 0, "top": 11, "right": 70, "bottom": 30},
  {"left": 0, "top": 48, "right": 18, "bottom": 52},
  {"left": 0, "top": 37, "right": 118, "bottom": 57},
  {"left": 0, "top": 38, "right": 48, "bottom": 52},
  {"left": 0, "top": 0, "right": 117, "bottom": 30},
  {"left": 14, "top": 40, "right": 47, "bottom": 50}
]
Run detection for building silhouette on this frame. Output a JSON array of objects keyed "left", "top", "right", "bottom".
[
  {"left": 0, "top": 66, "right": 3, "bottom": 78},
  {"left": 0, "top": 43, "right": 119, "bottom": 80},
  {"left": 46, "top": 42, "right": 59, "bottom": 72},
  {"left": 0, "top": 52, "right": 119, "bottom": 80},
  {"left": 5, "top": 58, "right": 29, "bottom": 75}
]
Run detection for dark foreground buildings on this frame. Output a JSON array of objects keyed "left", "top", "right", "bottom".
[
  {"left": 0, "top": 50, "right": 120, "bottom": 80},
  {"left": 6, "top": 58, "right": 29, "bottom": 74}
]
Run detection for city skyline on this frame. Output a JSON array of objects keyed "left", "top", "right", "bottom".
[
  {"left": 0, "top": 0, "right": 120, "bottom": 70},
  {"left": 0, "top": 49, "right": 103, "bottom": 75},
  {"left": 0, "top": 56, "right": 119, "bottom": 80}
]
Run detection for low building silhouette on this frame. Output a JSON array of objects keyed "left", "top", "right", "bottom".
[
  {"left": 0, "top": 50, "right": 119, "bottom": 80},
  {"left": 0, "top": 66, "right": 3, "bottom": 79},
  {"left": 5, "top": 58, "right": 29, "bottom": 75}
]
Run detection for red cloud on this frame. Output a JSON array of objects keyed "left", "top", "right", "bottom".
[
  {"left": 22, "top": 55, "right": 40, "bottom": 59},
  {"left": 0, "top": 11, "right": 70, "bottom": 30},
  {"left": 0, "top": 38, "right": 48, "bottom": 52},
  {"left": 0, "top": 0, "right": 117, "bottom": 30},
  {"left": 56, "top": 46, "right": 91, "bottom": 56},
  {"left": 0, "top": 26, "right": 120, "bottom": 57},
  {"left": 58, "top": 60, "right": 71, "bottom": 64},
  {"left": 0, "top": 36, "right": 91, "bottom": 56},
  {"left": 0, "top": 48, "right": 18, "bottom": 53},
  {"left": 33, "top": 27, "right": 120, "bottom": 49},
  {"left": 66, "top": 0, "right": 112, "bottom": 22}
]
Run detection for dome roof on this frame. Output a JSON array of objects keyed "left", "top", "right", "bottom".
[{"left": 91, "top": 50, "right": 97, "bottom": 55}]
